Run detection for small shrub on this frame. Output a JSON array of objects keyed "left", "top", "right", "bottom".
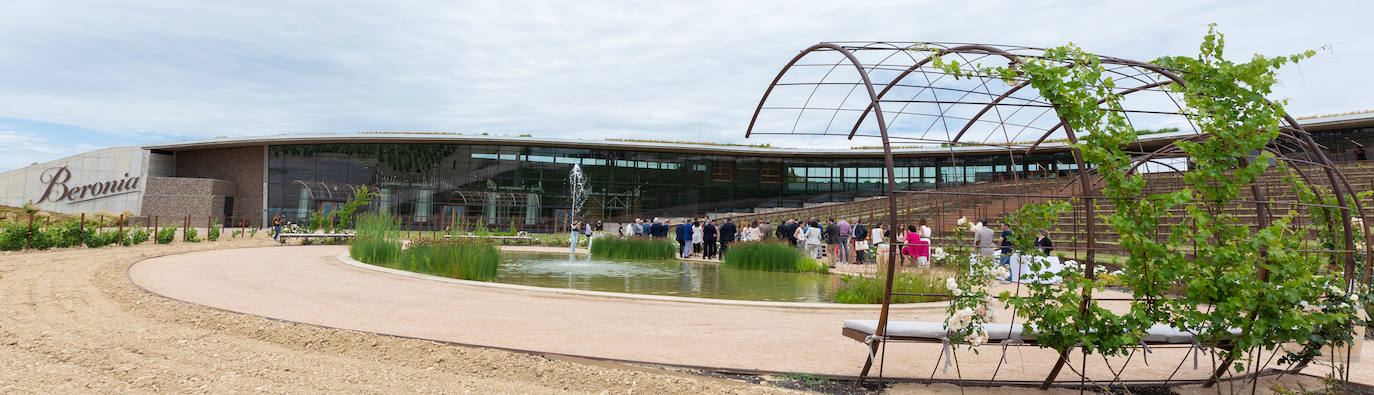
[
  {"left": 249, "top": 228, "right": 258, "bottom": 238},
  {"left": 387, "top": 243, "right": 500, "bottom": 281},
  {"left": 231, "top": 229, "right": 244, "bottom": 238},
  {"left": 834, "top": 272, "right": 949, "bottom": 304},
  {"left": 124, "top": 227, "right": 151, "bottom": 246},
  {"left": 85, "top": 229, "right": 120, "bottom": 248},
  {"left": 156, "top": 227, "right": 176, "bottom": 244},
  {"left": 184, "top": 227, "right": 200, "bottom": 243},
  {"left": 208, "top": 220, "right": 221, "bottom": 241},
  {"left": 0, "top": 223, "right": 29, "bottom": 250},
  {"left": 723, "top": 241, "right": 827, "bottom": 273},
  {"left": 589, "top": 237, "right": 675, "bottom": 260}
]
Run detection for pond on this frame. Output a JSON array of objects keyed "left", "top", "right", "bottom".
[{"left": 493, "top": 251, "right": 840, "bottom": 303}]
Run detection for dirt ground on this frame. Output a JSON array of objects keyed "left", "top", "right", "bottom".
[{"left": 0, "top": 236, "right": 799, "bottom": 394}]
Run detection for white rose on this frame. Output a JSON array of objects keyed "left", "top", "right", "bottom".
[
  {"left": 957, "top": 217, "right": 967, "bottom": 226},
  {"left": 1331, "top": 285, "right": 1345, "bottom": 295},
  {"left": 952, "top": 288, "right": 963, "bottom": 296},
  {"left": 1351, "top": 294, "right": 1359, "bottom": 302}
]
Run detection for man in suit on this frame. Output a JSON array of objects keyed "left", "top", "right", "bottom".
[
  {"left": 675, "top": 220, "right": 693, "bottom": 258},
  {"left": 974, "top": 219, "right": 997, "bottom": 257},
  {"left": 650, "top": 218, "right": 665, "bottom": 238},
  {"left": 703, "top": 220, "right": 719, "bottom": 259},
  {"left": 759, "top": 221, "right": 773, "bottom": 240},
  {"left": 718, "top": 219, "right": 737, "bottom": 258}
]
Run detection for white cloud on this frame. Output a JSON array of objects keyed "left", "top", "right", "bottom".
[
  {"left": 0, "top": 0, "right": 1369, "bottom": 157},
  {"left": 0, "top": 131, "right": 100, "bottom": 170}
]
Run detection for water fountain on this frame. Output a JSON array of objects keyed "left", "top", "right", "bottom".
[{"left": 568, "top": 164, "right": 588, "bottom": 253}]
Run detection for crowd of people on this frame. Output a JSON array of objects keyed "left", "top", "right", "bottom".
[{"left": 609, "top": 215, "right": 1056, "bottom": 276}]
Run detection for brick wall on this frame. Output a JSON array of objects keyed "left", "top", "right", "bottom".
[
  {"left": 141, "top": 177, "right": 238, "bottom": 224},
  {"left": 172, "top": 146, "right": 265, "bottom": 225}
]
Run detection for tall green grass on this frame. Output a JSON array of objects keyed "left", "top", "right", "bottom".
[
  {"left": 589, "top": 236, "right": 676, "bottom": 260},
  {"left": 834, "top": 272, "right": 948, "bottom": 304},
  {"left": 722, "top": 241, "right": 828, "bottom": 273},
  {"left": 350, "top": 213, "right": 402, "bottom": 264},
  {"left": 389, "top": 243, "right": 500, "bottom": 281}
]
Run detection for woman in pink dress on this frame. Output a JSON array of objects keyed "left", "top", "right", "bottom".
[{"left": 901, "top": 224, "right": 929, "bottom": 265}]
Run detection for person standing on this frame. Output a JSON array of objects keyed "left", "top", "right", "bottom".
[
  {"left": 999, "top": 223, "right": 1014, "bottom": 276},
  {"left": 691, "top": 221, "right": 704, "bottom": 257},
  {"left": 759, "top": 221, "right": 773, "bottom": 241},
  {"left": 675, "top": 221, "right": 692, "bottom": 258},
  {"left": 851, "top": 219, "right": 867, "bottom": 264},
  {"left": 836, "top": 217, "right": 852, "bottom": 264},
  {"left": 703, "top": 220, "right": 719, "bottom": 259},
  {"left": 903, "top": 224, "right": 930, "bottom": 268},
  {"left": 824, "top": 218, "right": 841, "bottom": 265},
  {"left": 272, "top": 215, "right": 283, "bottom": 241},
  {"left": 718, "top": 219, "right": 737, "bottom": 258},
  {"left": 804, "top": 220, "right": 824, "bottom": 262},
  {"left": 1034, "top": 231, "right": 1054, "bottom": 255},
  {"left": 974, "top": 219, "right": 997, "bottom": 257}
]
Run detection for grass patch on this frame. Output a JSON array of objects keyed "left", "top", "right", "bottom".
[
  {"left": 834, "top": 272, "right": 949, "bottom": 304},
  {"left": 350, "top": 213, "right": 402, "bottom": 264},
  {"left": 722, "top": 241, "right": 827, "bottom": 273},
  {"left": 589, "top": 236, "right": 675, "bottom": 260},
  {"left": 388, "top": 242, "right": 500, "bottom": 281}
]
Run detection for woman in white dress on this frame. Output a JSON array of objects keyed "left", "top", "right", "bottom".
[
  {"left": 804, "top": 221, "right": 824, "bottom": 260},
  {"left": 691, "top": 221, "right": 704, "bottom": 257},
  {"left": 745, "top": 222, "right": 762, "bottom": 241}
]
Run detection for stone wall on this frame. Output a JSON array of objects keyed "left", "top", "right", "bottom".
[
  {"left": 141, "top": 177, "right": 237, "bottom": 224},
  {"left": 173, "top": 146, "right": 265, "bottom": 225}
]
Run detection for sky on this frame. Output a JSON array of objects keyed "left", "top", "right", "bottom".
[{"left": 1, "top": 0, "right": 1370, "bottom": 171}]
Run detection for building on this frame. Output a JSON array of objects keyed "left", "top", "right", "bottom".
[{"left": 3, "top": 111, "right": 1372, "bottom": 231}]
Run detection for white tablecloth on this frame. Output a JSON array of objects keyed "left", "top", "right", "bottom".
[{"left": 1007, "top": 254, "right": 1062, "bottom": 283}]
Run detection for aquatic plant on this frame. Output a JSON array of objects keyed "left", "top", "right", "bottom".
[
  {"left": 588, "top": 236, "right": 675, "bottom": 260},
  {"left": 721, "top": 241, "right": 827, "bottom": 273},
  {"left": 834, "top": 272, "right": 948, "bottom": 304},
  {"left": 388, "top": 242, "right": 500, "bottom": 281},
  {"left": 350, "top": 212, "right": 402, "bottom": 264}
]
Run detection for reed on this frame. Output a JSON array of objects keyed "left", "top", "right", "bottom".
[
  {"left": 722, "top": 241, "right": 828, "bottom": 273},
  {"left": 588, "top": 236, "right": 676, "bottom": 260},
  {"left": 833, "top": 272, "right": 948, "bottom": 304},
  {"left": 350, "top": 213, "right": 402, "bottom": 264},
  {"left": 390, "top": 243, "right": 500, "bottom": 281}
]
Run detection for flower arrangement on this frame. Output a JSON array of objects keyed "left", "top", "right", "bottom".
[{"left": 942, "top": 255, "right": 1003, "bottom": 350}]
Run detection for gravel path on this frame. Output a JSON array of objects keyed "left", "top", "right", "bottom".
[{"left": 0, "top": 238, "right": 797, "bottom": 393}]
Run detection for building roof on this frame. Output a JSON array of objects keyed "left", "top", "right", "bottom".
[{"left": 142, "top": 111, "right": 1374, "bottom": 158}]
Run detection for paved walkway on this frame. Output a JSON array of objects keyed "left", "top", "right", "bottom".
[{"left": 127, "top": 246, "right": 1373, "bottom": 383}]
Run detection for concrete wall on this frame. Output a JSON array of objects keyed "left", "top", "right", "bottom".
[
  {"left": 0, "top": 146, "right": 149, "bottom": 215},
  {"left": 141, "top": 177, "right": 237, "bottom": 223},
  {"left": 172, "top": 146, "right": 265, "bottom": 226}
]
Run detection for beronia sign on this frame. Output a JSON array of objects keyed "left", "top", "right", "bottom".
[{"left": 35, "top": 166, "right": 142, "bottom": 204}]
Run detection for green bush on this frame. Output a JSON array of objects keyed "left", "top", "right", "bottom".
[
  {"left": 208, "top": 220, "right": 221, "bottom": 241},
  {"left": 124, "top": 227, "right": 151, "bottom": 246},
  {"left": 0, "top": 223, "right": 29, "bottom": 250},
  {"left": 85, "top": 229, "right": 120, "bottom": 248},
  {"left": 184, "top": 227, "right": 200, "bottom": 243},
  {"left": 156, "top": 227, "right": 177, "bottom": 244},
  {"left": 231, "top": 229, "right": 244, "bottom": 238},
  {"left": 386, "top": 243, "right": 500, "bottom": 281},
  {"left": 722, "top": 241, "right": 827, "bottom": 273},
  {"left": 834, "top": 273, "right": 949, "bottom": 304},
  {"left": 589, "top": 236, "right": 675, "bottom": 260}
]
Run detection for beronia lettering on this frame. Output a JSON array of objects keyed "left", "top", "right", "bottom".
[{"left": 35, "top": 166, "right": 141, "bottom": 204}]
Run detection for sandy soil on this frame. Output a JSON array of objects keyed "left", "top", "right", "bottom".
[{"left": 0, "top": 237, "right": 796, "bottom": 394}]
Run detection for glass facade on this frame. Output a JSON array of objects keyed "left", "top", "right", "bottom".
[{"left": 266, "top": 143, "right": 1077, "bottom": 231}]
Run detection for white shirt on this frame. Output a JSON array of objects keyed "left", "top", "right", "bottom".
[
  {"left": 871, "top": 228, "right": 884, "bottom": 244},
  {"left": 920, "top": 225, "right": 931, "bottom": 241},
  {"left": 692, "top": 226, "right": 704, "bottom": 243}
]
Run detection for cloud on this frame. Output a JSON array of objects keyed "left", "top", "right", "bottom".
[{"left": 0, "top": 0, "right": 1369, "bottom": 164}]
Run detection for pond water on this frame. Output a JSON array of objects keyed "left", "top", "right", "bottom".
[{"left": 493, "top": 252, "right": 840, "bottom": 303}]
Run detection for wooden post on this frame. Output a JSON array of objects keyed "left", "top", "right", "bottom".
[
  {"left": 80, "top": 213, "right": 86, "bottom": 247},
  {"left": 207, "top": 216, "right": 212, "bottom": 241},
  {"left": 184, "top": 215, "right": 189, "bottom": 241},
  {"left": 154, "top": 216, "right": 159, "bottom": 243},
  {"left": 118, "top": 215, "right": 124, "bottom": 245}
]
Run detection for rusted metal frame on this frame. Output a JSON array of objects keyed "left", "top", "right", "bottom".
[
  {"left": 786, "top": 49, "right": 856, "bottom": 136},
  {"left": 816, "top": 43, "right": 919, "bottom": 136},
  {"left": 762, "top": 43, "right": 897, "bottom": 387},
  {"left": 947, "top": 81, "right": 1031, "bottom": 143},
  {"left": 759, "top": 107, "right": 1055, "bottom": 135},
  {"left": 1039, "top": 113, "right": 1099, "bottom": 390},
  {"left": 845, "top": 44, "right": 1026, "bottom": 139},
  {"left": 1025, "top": 79, "right": 1180, "bottom": 154}
]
